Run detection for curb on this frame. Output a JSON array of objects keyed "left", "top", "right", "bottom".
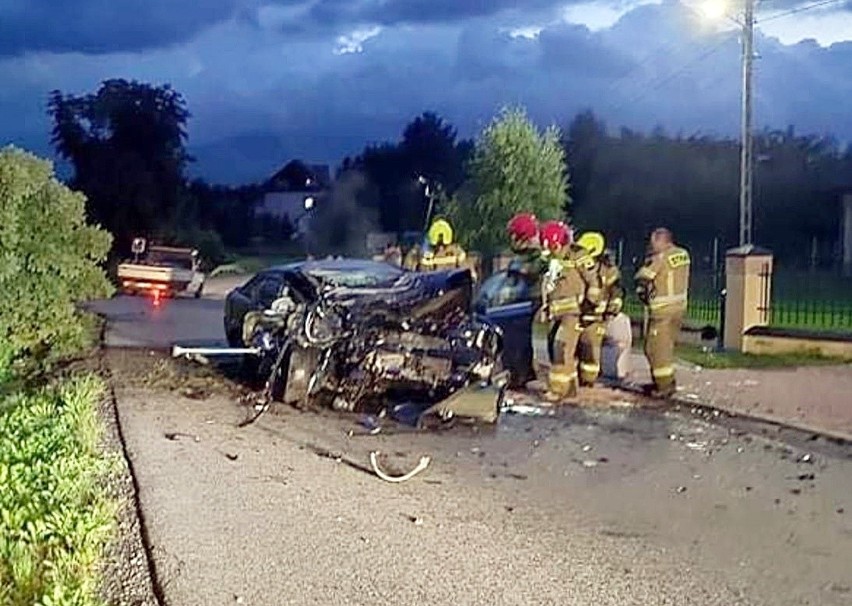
[
  {"left": 617, "top": 380, "right": 852, "bottom": 445},
  {"left": 669, "top": 394, "right": 852, "bottom": 445}
]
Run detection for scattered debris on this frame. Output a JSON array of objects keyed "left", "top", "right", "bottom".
[
  {"left": 582, "top": 444, "right": 593, "bottom": 452},
  {"left": 370, "top": 451, "right": 431, "bottom": 483},
  {"left": 686, "top": 441, "right": 708, "bottom": 452},
  {"left": 164, "top": 432, "right": 200, "bottom": 442},
  {"left": 675, "top": 486, "right": 688, "bottom": 494},
  {"left": 798, "top": 453, "right": 813, "bottom": 464},
  {"left": 837, "top": 508, "right": 845, "bottom": 514},
  {"left": 582, "top": 459, "right": 599, "bottom": 468},
  {"left": 358, "top": 415, "right": 382, "bottom": 435},
  {"left": 225, "top": 453, "right": 239, "bottom": 461},
  {"left": 790, "top": 488, "right": 802, "bottom": 495},
  {"left": 503, "top": 403, "right": 556, "bottom": 417},
  {"left": 797, "top": 473, "right": 815, "bottom": 481}
]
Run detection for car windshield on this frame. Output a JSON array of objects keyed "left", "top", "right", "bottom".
[
  {"left": 476, "top": 271, "right": 530, "bottom": 308},
  {"left": 306, "top": 265, "right": 404, "bottom": 288}
]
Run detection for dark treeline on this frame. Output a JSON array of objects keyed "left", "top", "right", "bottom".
[
  {"left": 565, "top": 111, "right": 852, "bottom": 270},
  {"left": 48, "top": 78, "right": 851, "bottom": 269}
]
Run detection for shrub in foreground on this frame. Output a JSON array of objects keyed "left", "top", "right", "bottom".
[
  {"left": 0, "top": 375, "right": 117, "bottom": 606},
  {"left": 0, "top": 146, "right": 113, "bottom": 372}
]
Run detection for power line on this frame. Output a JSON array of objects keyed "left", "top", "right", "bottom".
[
  {"left": 758, "top": 0, "right": 846, "bottom": 23},
  {"left": 610, "top": 30, "right": 739, "bottom": 113}
]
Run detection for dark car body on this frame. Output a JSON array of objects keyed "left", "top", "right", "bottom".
[{"left": 224, "top": 259, "right": 539, "bottom": 387}]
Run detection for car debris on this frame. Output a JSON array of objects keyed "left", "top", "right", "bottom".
[
  {"left": 174, "top": 263, "right": 507, "bottom": 428},
  {"left": 164, "top": 432, "right": 200, "bottom": 442},
  {"left": 370, "top": 451, "right": 431, "bottom": 483},
  {"left": 502, "top": 403, "right": 557, "bottom": 417}
]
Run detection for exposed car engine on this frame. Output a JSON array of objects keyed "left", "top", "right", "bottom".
[{"left": 244, "top": 268, "right": 505, "bottom": 420}]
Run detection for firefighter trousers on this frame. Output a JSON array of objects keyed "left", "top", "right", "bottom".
[
  {"left": 548, "top": 314, "right": 583, "bottom": 398},
  {"left": 644, "top": 311, "right": 684, "bottom": 392},
  {"left": 578, "top": 319, "right": 606, "bottom": 386}
]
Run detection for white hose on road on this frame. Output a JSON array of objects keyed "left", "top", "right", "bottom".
[{"left": 370, "top": 451, "right": 431, "bottom": 483}]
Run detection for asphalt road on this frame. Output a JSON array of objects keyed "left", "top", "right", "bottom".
[{"left": 97, "top": 285, "right": 852, "bottom": 606}]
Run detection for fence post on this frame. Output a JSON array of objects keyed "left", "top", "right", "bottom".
[{"left": 717, "top": 288, "right": 727, "bottom": 351}]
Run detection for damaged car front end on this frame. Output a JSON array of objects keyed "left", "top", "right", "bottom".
[{"left": 225, "top": 260, "right": 508, "bottom": 425}]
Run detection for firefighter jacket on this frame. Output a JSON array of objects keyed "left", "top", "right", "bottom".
[
  {"left": 634, "top": 245, "right": 691, "bottom": 318},
  {"left": 507, "top": 248, "right": 546, "bottom": 304},
  {"left": 545, "top": 245, "right": 597, "bottom": 319},
  {"left": 420, "top": 244, "right": 467, "bottom": 271},
  {"left": 581, "top": 260, "right": 623, "bottom": 322}
]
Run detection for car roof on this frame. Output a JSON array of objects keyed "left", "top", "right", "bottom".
[{"left": 267, "top": 258, "right": 402, "bottom": 275}]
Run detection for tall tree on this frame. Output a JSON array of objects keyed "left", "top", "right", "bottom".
[
  {"left": 48, "top": 79, "right": 191, "bottom": 252},
  {"left": 452, "top": 106, "right": 569, "bottom": 255},
  {"left": 564, "top": 109, "right": 606, "bottom": 212}
]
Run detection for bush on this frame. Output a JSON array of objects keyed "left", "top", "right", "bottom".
[
  {"left": 0, "top": 375, "right": 117, "bottom": 605},
  {"left": 0, "top": 147, "right": 113, "bottom": 372}
]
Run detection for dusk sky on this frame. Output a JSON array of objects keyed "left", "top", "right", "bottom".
[{"left": 2, "top": 0, "right": 851, "bottom": 184}]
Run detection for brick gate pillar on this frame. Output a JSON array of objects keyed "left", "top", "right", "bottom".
[{"left": 723, "top": 245, "right": 774, "bottom": 351}]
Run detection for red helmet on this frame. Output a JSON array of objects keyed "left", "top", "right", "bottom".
[
  {"left": 540, "top": 220, "right": 571, "bottom": 252},
  {"left": 507, "top": 213, "right": 539, "bottom": 243}
]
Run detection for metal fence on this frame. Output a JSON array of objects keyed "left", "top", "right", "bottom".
[{"left": 621, "top": 265, "right": 852, "bottom": 333}]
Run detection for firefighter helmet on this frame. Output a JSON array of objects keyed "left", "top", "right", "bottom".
[
  {"left": 506, "top": 213, "right": 539, "bottom": 243},
  {"left": 576, "top": 231, "right": 605, "bottom": 258},
  {"left": 540, "top": 220, "right": 571, "bottom": 252},
  {"left": 427, "top": 219, "right": 454, "bottom": 246}
]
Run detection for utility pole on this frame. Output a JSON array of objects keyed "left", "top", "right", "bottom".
[{"left": 739, "top": 0, "right": 755, "bottom": 246}]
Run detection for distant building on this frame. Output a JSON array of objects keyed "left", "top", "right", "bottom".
[{"left": 257, "top": 160, "right": 332, "bottom": 235}]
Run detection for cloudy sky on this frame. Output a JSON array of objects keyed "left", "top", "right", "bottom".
[{"left": 2, "top": 0, "right": 851, "bottom": 183}]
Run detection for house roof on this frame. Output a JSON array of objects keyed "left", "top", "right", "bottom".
[{"left": 265, "top": 160, "right": 331, "bottom": 192}]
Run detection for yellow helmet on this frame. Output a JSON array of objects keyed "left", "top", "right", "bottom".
[
  {"left": 576, "top": 231, "right": 605, "bottom": 258},
  {"left": 427, "top": 219, "right": 454, "bottom": 246}
]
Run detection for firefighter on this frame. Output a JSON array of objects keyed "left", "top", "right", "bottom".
[
  {"left": 506, "top": 212, "right": 544, "bottom": 305},
  {"left": 576, "top": 234, "right": 622, "bottom": 386},
  {"left": 540, "top": 221, "right": 596, "bottom": 402},
  {"left": 420, "top": 219, "right": 467, "bottom": 271},
  {"left": 634, "top": 227, "right": 691, "bottom": 398},
  {"left": 403, "top": 243, "right": 421, "bottom": 271}
]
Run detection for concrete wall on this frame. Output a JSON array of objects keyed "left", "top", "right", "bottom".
[{"left": 743, "top": 333, "right": 852, "bottom": 359}]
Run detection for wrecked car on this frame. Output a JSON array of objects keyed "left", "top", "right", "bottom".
[{"left": 222, "top": 259, "right": 508, "bottom": 423}]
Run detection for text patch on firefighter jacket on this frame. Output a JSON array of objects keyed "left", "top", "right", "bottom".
[
  {"left": 547, "top": 246, "right": 596, "bottom": 318},
  {"left": 634, "top": 246, "right": 690, "bottom": 317}
]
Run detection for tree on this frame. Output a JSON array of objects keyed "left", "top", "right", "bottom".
[
  {"left": 456, "top": 106, "right": 569, "bottom": 255},
  {"left": 48, "top": 79, "right": 191, "bottom": 253},
  {"left": 0, "top": 147, "right": 113, "bottom": 372},
  {"left": 563, "top": 109, "right": 606, "bottom": 212},
  {"left": 349, "top": 112, "right": 473, "bottom": 234}
]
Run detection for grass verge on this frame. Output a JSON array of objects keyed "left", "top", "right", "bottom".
[
  {"left": 0, "top": 374, "right": 118, "bottom": 606},
  {"left": 674, "top": 344, "right": 852, "bottom": 370}
]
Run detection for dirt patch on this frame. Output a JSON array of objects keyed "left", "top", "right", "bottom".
[{"left": 107, "top": 349, "right": 249, "bottom": 402}]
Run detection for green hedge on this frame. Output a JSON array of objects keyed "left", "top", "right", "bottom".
[
  {"left": 0, "top": 375, "right": 117, "bottom": 606},
  {"left": 0, "top": 146, "right": 113, "bottom": 374}
]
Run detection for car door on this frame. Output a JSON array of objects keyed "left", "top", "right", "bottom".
[
  {"left": 473, "top": 270, "right": 537, "bottom": 388},
  {"left": 225, "top": 272, "right": 284, "bottom": 344}
]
